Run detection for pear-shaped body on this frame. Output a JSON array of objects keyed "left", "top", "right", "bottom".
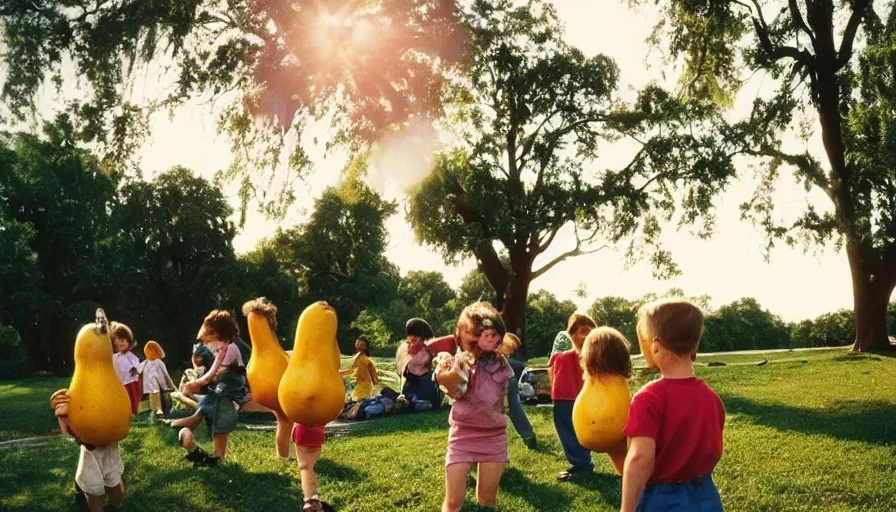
[
  {"left": 68, "top": 323, "right": 131, "bottom": 446},
  {"left": 246, "top": 312, "right": 289, "bottom": 415},
  {"left": 572, "top": 373, "right": 632, "bottom": 453},
  {"left": 278, "top": 301, "right": 345, "bottom": 425}
]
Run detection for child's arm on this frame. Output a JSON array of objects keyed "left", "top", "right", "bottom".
[{"left": 620, "top": 437, "right": 655, "bottom": 512}]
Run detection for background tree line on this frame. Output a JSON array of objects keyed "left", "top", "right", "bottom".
[{"left": 0, "top": 122, "right": 878, "bottom": 379}]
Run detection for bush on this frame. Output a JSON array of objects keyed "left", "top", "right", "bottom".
[{"left": 0, "top": 325, "right": 31, "bottom": 379}]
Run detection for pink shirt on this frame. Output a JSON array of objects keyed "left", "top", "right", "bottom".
[
  {"left": 449, "top": 358, "right": 514, "bottom": 431},
  {"left": 113, "top": 352, "right": 140, "bottom": 385}
]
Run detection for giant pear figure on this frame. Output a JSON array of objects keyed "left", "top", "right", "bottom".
[
  {"left": 244, "top": 298, "right": 289, "bottom": 415},
  {"left": 67, "top": 309, "right": 132, "bottom": 446},
  {"left": 278, "top": 301, "right": 345, "bottom": 425}
]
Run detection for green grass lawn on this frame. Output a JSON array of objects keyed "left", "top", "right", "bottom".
[{"left": 2, "top": 350, "right": 895, "bottom": 511}]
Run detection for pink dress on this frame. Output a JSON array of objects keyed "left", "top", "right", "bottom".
[{"left": 445, "top": 356, "right": 514, "bottom": 466}]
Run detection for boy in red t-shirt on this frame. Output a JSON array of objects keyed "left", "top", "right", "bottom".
[
  {"left": 548, "top": 313, "right": 596, "bottom": 481},
  {"left": 621, "top": 299, "right": 725, "bottom": 512}
]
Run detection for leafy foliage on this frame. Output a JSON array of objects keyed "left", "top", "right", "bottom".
[
  {"left": 639, "top": 0, "right": 896, "bottom": 350},
  {"left": 406, "top": 0, "right": 736, "bottom": 346},
  {"left": 0, "top": 0, "right": 469, "bottom": 210}
]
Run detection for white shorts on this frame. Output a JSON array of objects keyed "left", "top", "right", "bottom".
[{"left": 75, "top": 443, "right": 124, "bottom": 496}]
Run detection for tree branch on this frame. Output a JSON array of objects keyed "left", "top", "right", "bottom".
[
  {"left": 532, "top": 243, "right": 608, "bottom": 280},
  {"left": 450, "top": 185, "right": 510, "bottom": 298},
  {"left": 837, "top": 0, "right": 869, "bottom": 70},
  {"left": 787, "top": 0, "right": 817, "bottom": 48}
]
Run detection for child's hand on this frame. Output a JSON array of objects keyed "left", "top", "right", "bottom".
[
  {"left": 50, "top": 388, "right": 70, "bottom": 417},
  {"left": 129, "top": 367, "right": 139, "bottom": 377}
]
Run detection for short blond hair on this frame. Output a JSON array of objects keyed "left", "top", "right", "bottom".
[
  {"left": 638, "top": 299, "right": 704, "bottom": 355},
  {"left": 580, "top": 327, "right": 632, "bottom": 378}
]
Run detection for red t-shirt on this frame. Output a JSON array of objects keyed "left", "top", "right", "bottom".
[
  {"left": 623, "top": 377, "right": 725, "bottom": 484},
  {"left": 549, "top": 349, "right": 584, "bottom": 401}
]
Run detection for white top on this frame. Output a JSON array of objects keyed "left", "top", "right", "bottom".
[
  {"left": 138, "top": 359, "right": 175, "bottom": 393},
  {"left": 113, "top": 352, "right": 140, "bottom": 385}
]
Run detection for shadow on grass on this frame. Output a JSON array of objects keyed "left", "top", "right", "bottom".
[
  {"left": 720, "top": 393, "right": 896, "bottom": 446},
  {"left": 498, "top": 466, "right": 576, "bottom": 511}
]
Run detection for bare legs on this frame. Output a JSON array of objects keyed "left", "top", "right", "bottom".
[
  {"left": 443, "top": 462, "right": 506, "bottom": 511},
  {"left": 274, "top": 411, "right": 292, "bottom": 458}
]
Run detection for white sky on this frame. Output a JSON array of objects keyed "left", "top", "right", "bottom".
[{"left": 30, "top": 1, "right": 855, "bottom": 322}]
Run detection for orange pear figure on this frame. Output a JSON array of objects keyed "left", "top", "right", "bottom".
[
  {"left": 244, "top": 299, "right": 289, "bottom": 415},
  {"left": 278, "top": 301, "right": 345, "bottom": 425}
]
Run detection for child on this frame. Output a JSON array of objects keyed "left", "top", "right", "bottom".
[
  {"left": 395, "top": 318, "right": 442, "bottom": 410},
  {"left": 52, "top": 389, "right": 127, "bottom": 512},
  {"left": 341, "top": 336, "right": 379, "bottom": 401},
  {"left": 498, "top": 333, "right": 536, "bottom": 449},
  {"left": 171, "top": 343, "right": 214, "bottom": 410},
  {"left": 111, "top": 322, "right": 141, "bottom": 416},
  {"left": 549, "top": 313, "right": 597, "bottom": 481},
  {"left": 579, "top": 326, "right": 633, "bottom": 474},
  {"left": 292, "top": 423, "right": 335, "bottom": 511},
  {"left": 163, "top": 309, "right": 247, "bottom": 466},
  {"left": 435, "top": 302, "right": 514, "bottom": 512},
  {"left": 139, "top": 340, "right": 175, "bottom": 417},
  {"left": 621, "top": 299, "right": 725, "bottom": 512}
]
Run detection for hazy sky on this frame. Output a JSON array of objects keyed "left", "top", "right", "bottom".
[{"left": 95, "top": 1, "right": 852, "bottom": 322}]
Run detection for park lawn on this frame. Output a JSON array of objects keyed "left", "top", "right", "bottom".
[
  {"left": 1, "top": 350, "right": 895, "bottom": 511},
  {"left": 0, "top": 378, "right": 71, "bottom": 442}
]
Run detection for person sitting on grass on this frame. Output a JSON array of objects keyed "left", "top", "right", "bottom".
[{"left": 162, "top": 310, "right": 247, "bottom": 467}]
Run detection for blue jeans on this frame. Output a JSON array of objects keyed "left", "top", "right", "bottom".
[
  {"left": 638, "top": 474, "right": 723, "bottom": 511},
  {"left": 507, "top": 375, "right": 534, "bottom": 439},
  {"left": 552, "top": 400, "right": 593, "bottom": 468}
]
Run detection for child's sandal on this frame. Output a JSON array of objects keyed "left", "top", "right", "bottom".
[{"left": 303, "top": 496, "right": 323, "bottom": 511}]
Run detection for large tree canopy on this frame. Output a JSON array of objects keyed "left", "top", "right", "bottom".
[
  {"left": 406, "top": 0, "right": 736, "bottom": 350},
  {"left": 0, "top": 0, "right": 469, "bottom": 211},
  {"left": 643, "top": 0, "right": 896, "bottom": 350}
]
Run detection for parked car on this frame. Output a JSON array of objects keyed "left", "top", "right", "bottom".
[{"left": 518, "top": 367, "right": 551, "bottom": 404}]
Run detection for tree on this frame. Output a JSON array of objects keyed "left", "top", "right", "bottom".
[
  {"left": 406, "top": 0, "right": 734, "bottom": 349},
  {"left": 0, "top": 121, "right": 119, "bottom": 373},
  {"left": 266, "top": 179, "right": 400, "bottom": 351},
  {"left": 397, "top": 270, "right": 457, "bottom": 335},
  {"left": 588, "top": 296, "right": 640, "bottom": 352},
  {"left": 644, "top": 0, "right": 896, "bottom": 351},
  {"left": 0, "top": 0, "right": 469, "bottom": 200},
  {"left": 456, "top": 267, "right": 499, "bottom": 306},
  {"left": 112, "top": 167, "right": 238, "bottom": 363},
  {"left": 702, "top": 298, "right": 790, "bottom": 352},
  {"left": 525, "top": 289, "right": 577, "bottom": 357}
]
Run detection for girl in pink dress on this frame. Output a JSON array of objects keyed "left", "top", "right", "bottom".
[{"left": 435, "top": 302, "right": 514, "bottom": 512}]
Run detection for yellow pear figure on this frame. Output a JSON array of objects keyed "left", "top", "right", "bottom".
[
  {"left": 278, "top": 301, "right": 344, "bottom": 425},
  {"left": 244, "top": 298, "right": 289, "bottom": 415},
  {"left": 67, "top": 309, "right": 131, "bottom": 446},
  {"left": 572, "top": 373, "right": 632, "bottom": 453}
]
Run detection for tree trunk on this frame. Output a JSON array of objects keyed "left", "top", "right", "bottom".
[
  {"left": 848, "top": 246, "right": 896, "bottom": 351},
  {"left": 500, "top": 262, "right": 532, "bottom": 357}
]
